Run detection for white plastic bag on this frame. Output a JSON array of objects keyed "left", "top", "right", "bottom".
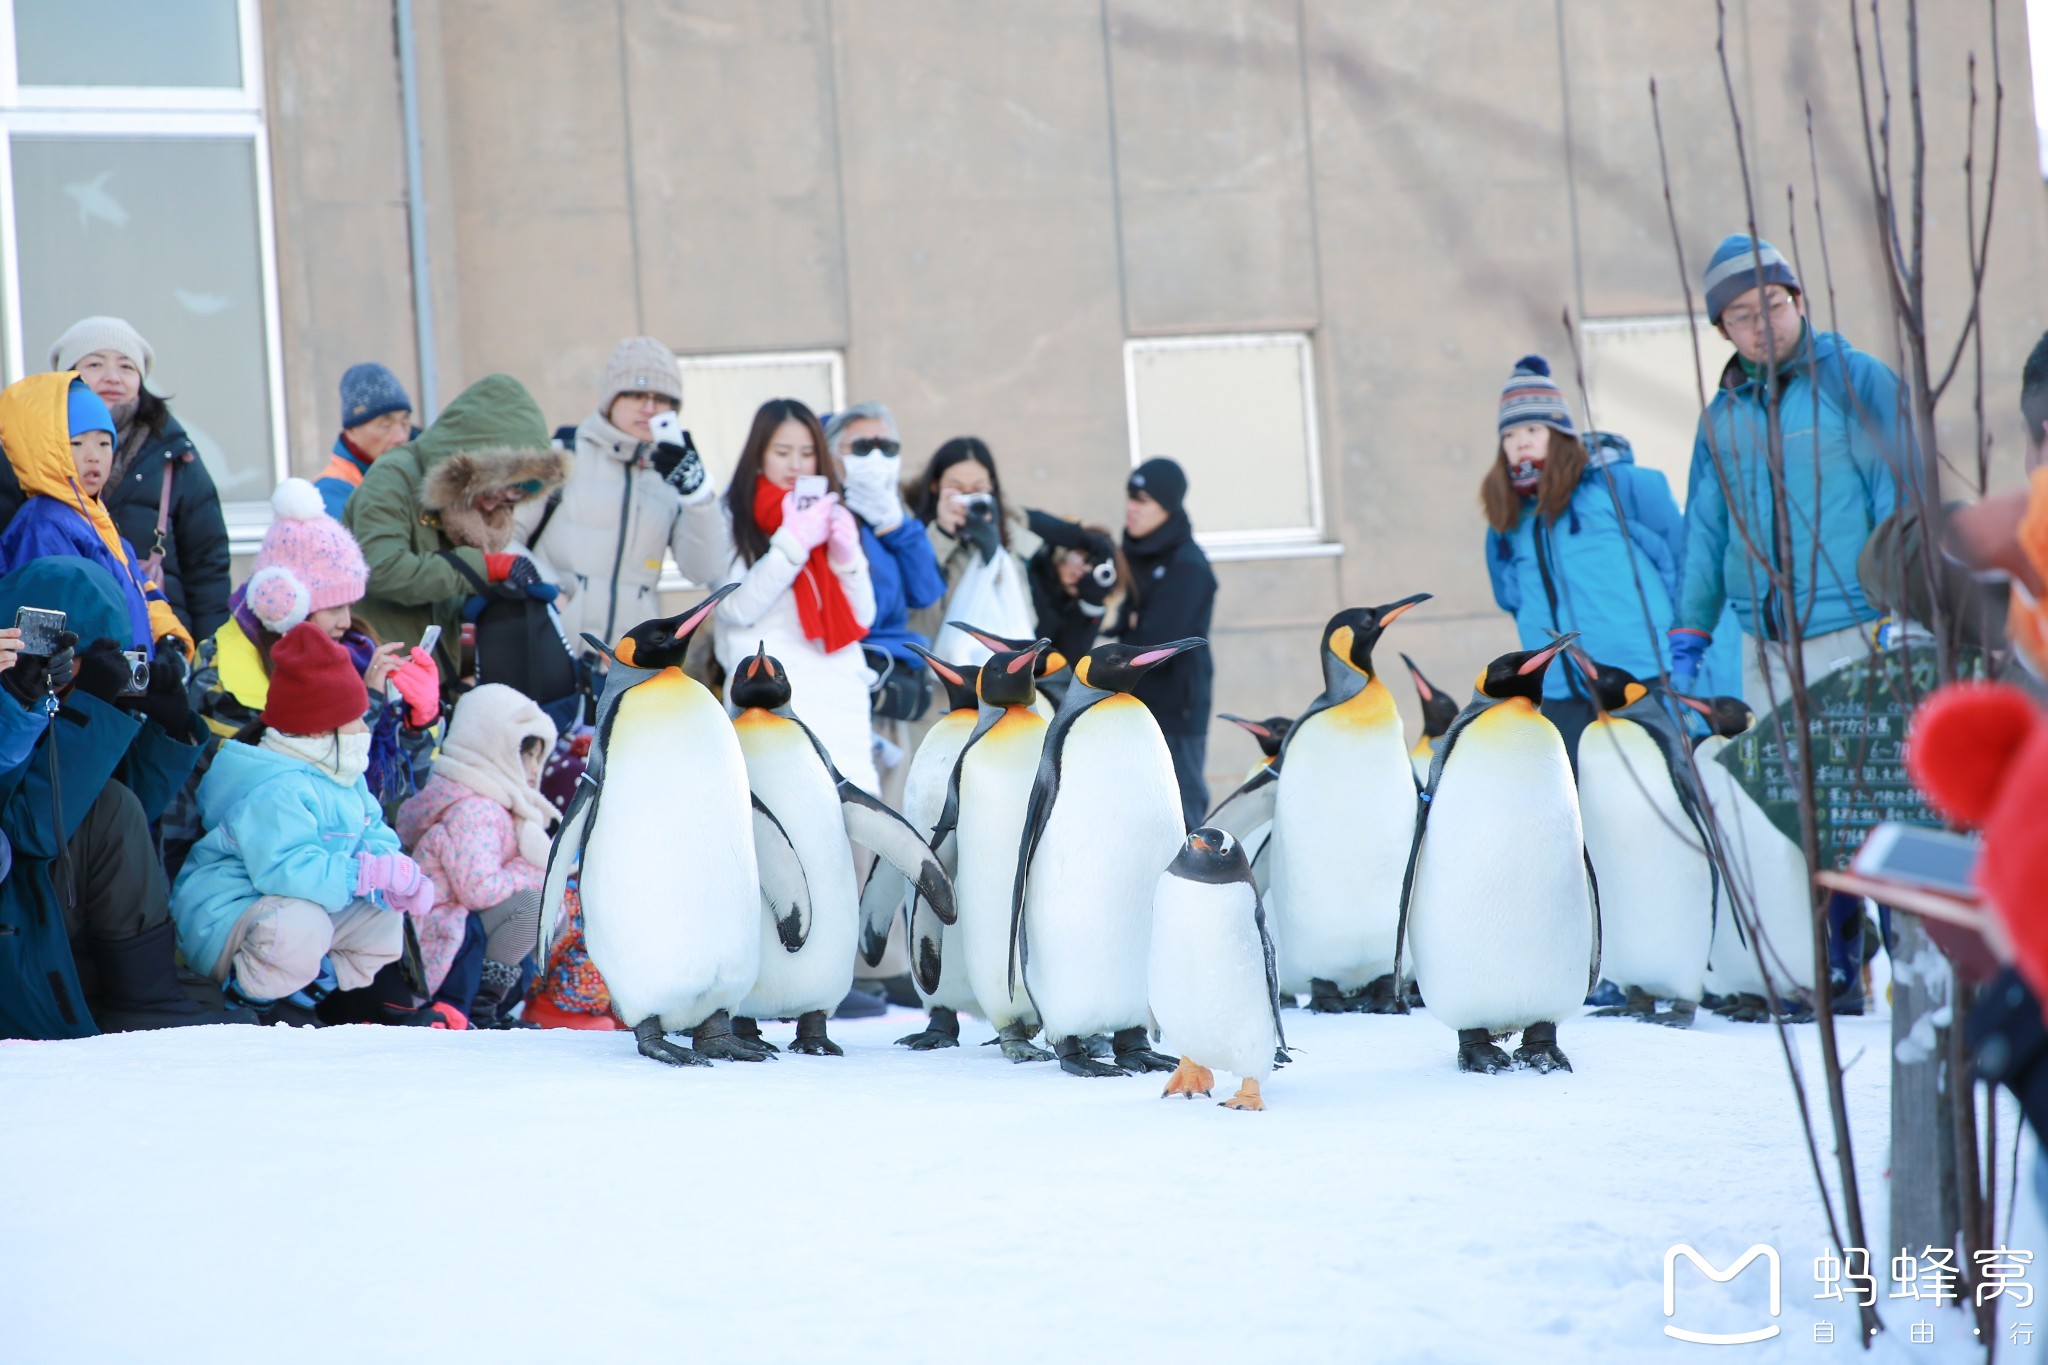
[{"left": 933, "top": 551, "right": 1035, "bottom": 665}]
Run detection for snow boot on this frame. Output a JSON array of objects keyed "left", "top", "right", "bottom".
[
  {"left": 1584, "top": 978, "right": 1627, "bottom": 1009},
  {"left": 832, "top": 983, "right": 887, "bottom": 1020},
  {"left": 468, "top": 959, "right": 537, "bottom": 1029}
]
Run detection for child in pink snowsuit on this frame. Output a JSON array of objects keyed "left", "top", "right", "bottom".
[{"left": 394, "top": 684, "right": 557, "bottom": 1026}]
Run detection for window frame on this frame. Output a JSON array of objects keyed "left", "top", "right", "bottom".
[
  {"left": 0, "top": 0, "right": 286, "bottom": 553},
  {"left": 1120, "top": 331, "right": 1340, "bottom": 563}
]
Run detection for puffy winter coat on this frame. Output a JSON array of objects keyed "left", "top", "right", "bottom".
[
  {"left": 1111, "top": 512, "right": 1216, "bottom": 735},
  {"left": 1485, "top": 435, "right": 1685, "bottom": 702},
  {"left": 857, "top": 515, "right": 945, "bottom": 668},
  {"left": 1678, "top": 328, "right": 1906, "bottom": 642},
  {"left": 394, "top": 773, "right": 543, "bottom": 990},
  {"left": 515, "top": 411, "right": 728, "bottom": 653},
  {"left": 314, "top": 435, "right": 372, "bottom": 522},
  {"left": 710, "top": 514, "right": 878, "bottom": 791},
  {"left": 102, "top": 405, "right": 231, "bottom": 641},
  {"left": 170, "top": 740, "right": 402, "bottom": 981}
]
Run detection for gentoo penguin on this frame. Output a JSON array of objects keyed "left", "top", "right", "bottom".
[
  {"left": 1010, "top": 638, "right": 1206, "bottom": 1077},
  {"left": 1400, "top": 654, "right": 1461, "bottom": 788},
  {"left": 1678, "top": 694, "right": 1818, "bottom": 1021},
  {"left": 947, "top": 622, "right": 1067, "bottom": 717},
  {"left": 540, "top": 586, "right": 778, "bottom": 1066},
  {"left": 874, "top": 646, "right": 983, "bottom": 1050},
  {"left": 1398, "top": 636, "right": 1597, "bottom": 1074},
  {"left": 1265, "top": 596, "right": 1430, "bottom": 1015},
  {"left": 1574, "top": 658, "right": 1718, "bottom": 1028},
  {"left": 1149, "top": 828, "right": 1286, "bottom": 1111},
  {"left": 727, "top": 645, "right": 954, "bottom": 1056},
  {"left": 929, "top": 640, "right": 1056, "bottom": 1062}
]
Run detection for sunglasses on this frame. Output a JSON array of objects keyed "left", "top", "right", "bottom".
[{"left": 848, "top": 436, "right": 900, "bottom": 457}]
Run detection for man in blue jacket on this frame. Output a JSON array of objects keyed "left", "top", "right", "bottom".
[{"left": 1669, "top": 234, "right": 1906, "bottom": 704}]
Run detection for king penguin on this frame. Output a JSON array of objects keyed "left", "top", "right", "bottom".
[
  {"left": 1400, "top": 654, "right": 1461, "bottom": 788},
  {"left": 1148, "top": 828, "right": 1287, "bottom": 1111},
  {"left": 539, "top": 586, "right": 777, "bottom": 1066},
  {"left": 1207, "top": 713, "right": 1292, "bottom": 880},
  {"left": 1264, "top": 596, "right": 1430, "bottom": 1015},
  {"left": 1010, "top": 638, "right": 1207, "bottom": 1077},
  {"left": 1398, "top": 636, "right": 1597, "bottom": 1074},
  {"left": 948, "top": 622, "right": 1068, "bottom": 718},
  {"left": 928, "top": 640, "right": 1057, "bottom": 1062},
  {"left": 1678, "top": 694, "right": 1818, "bottom": 1021},
  {"left": 727, "top": 645, "right": 955, "bottom": 1056}
]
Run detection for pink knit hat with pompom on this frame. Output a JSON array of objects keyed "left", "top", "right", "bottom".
[{"left": 244, "top": 478, "right": 370, "bottom": 633}]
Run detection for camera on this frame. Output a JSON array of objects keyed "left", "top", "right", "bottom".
[
  {"left": 14, "top": 606, "right": 65, "bottom": 657},
  {"left": 960, "top": 491, "right": 996, "bottom": 526},
  {"left": 119, "top": 650, "right": 150, "bottom": 696},
  {"left": 1090, "top": 559, "right": 1117, "bottom": 589}
]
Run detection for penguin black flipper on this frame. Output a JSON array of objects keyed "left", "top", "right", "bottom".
[
  {"left": 537, "top": 772, "right": 599, "bottom": 967},
  {"left": 1007, "top": 694, "right": 1095, "bottom": 996},
  {"left": 1392, "top": 695, "right": 1491, "bottom": 989},
  {"left": 906, "top": 887, "right": 946, "bottom": 996},
  {"left": 750, "top": 793, "right": 813, "bottom": 952},
  {"left": 1583, "top": 847, "right": 1604, "bottom": 995},
  {"left": 840, "top": 777, "right": 957, "bottom": 947},
  {"left": 858, "top": 858, "right": 909, "bottom": 968},
  {"left": 1256, "top": 889, "right": 1287, "bottom": 1053},
  {"left": 1204, "top": 764, "right": 1278, "bottom": 841}
]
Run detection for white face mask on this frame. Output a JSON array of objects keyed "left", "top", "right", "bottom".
[{"left": 841, "top": 450, "right": 901, "bottom": 493}]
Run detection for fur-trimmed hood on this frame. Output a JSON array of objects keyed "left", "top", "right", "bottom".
[
  {"left": 419, "top": 446, "right": 570, "bottom": 516},
  {"left": 405, "top": 374, "right": 566, "bottom": 553}
]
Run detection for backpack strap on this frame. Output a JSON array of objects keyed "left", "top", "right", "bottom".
[
  {"left": 528, "top": 489, "right": 564, "bottom": 550},
  {"left": 437, "top": 549, "right": 496, "bottom": 597},
  {"left": 139, "top": 457, "right": 176, "bottom": 582}
]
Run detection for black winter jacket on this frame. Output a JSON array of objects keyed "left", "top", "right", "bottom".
[{"left": 1112, "top": 513, "right": 1216, "bottom": 736}]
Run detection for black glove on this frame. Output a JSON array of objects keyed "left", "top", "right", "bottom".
[
  {"left": 121, "top": 648, "right": 193, "bottom": 735},
  {"left": 1077, "top": 557, "right": 1116, "bottom": 607},
  {"left": 1082, "top": 531, "right": 1117, "bottom": 565},
  {"left": 649, "top": 431, "right": 706, "bottom": 497},
  {"left": 152, "top": 634, "right": 190, "bottom": 687},
  {"left": 70, "top": 637, "right": 133, "bottom": 705},
  {"left": 1, "top": 630, "right": 77, "bottom": 708}
]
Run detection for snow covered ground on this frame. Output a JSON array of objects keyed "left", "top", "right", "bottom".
[{"left": 1, "top": 992, "right": 2036, "bottom": 1363}]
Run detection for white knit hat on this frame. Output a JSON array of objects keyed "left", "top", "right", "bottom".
[{"left": 49, "top": 316, "right": 154, "bottom": 378}]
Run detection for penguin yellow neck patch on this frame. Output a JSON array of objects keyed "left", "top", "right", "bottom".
[
  {"left": 1328, "top": 676, "right": 1396, "bottom": 728},
  {"left": 1327, "top": 625, "right": 1366, "bottom": 675}
]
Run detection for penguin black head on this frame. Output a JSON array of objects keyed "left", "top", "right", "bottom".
[
  {"left": 593, "top": 582, "right": 738, "bottom": 671},
  {"left": 1475, "top": 633, "right": 1579, "bottom": 704},
  {"left": 908, "top": 643, "right": 982, "bottom": 714},
  {"left": 1166, "top": 826, "right": 1253, "bottom": 885},
  {"left": 1323, "top": 594, "right": 1431, "bottom": 680},
  {"left": 1674, "top": 692, "right": 1756, "bottom": 738},
  {"left": 1222, "top": 713, "right": 1292, "bottom": 761},
  {"left": 1072, "top": 638, "right": 1206, "bottom": 694},
  {"left": 731, "top": 643, "right": 793, "bottom": 710},
  {"left": 1398, "top": 653, "right": 1460, "bottom": 739},
  {"left": 1568, "top": 649, "right": 1651, "bottom": 715},
  {"left": 947, "top": 622, "right": 1068, "bottom": 679},
  {"left": 977, "top": 640, "right": 1049, "bottom": 709}
]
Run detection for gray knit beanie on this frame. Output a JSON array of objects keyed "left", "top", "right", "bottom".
[
  {"left": 49, "top": 316, "right": 153, "bottom": 378},
  {"left": 599, "top": 336, "right": 683, "bottom": 413}
]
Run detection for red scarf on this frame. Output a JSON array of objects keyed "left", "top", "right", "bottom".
[{"left": 752, "top": 476, "right": 867, "bottom": 655}]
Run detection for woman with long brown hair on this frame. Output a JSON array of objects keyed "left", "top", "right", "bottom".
[
  {"left": 710, "top": 397, "right": 877, "bottom": 792},
  {"left": 1481, "top": 355, "right": 1685, "bottom": 762}
]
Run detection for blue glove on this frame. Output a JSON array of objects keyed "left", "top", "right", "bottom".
[{"left": 1668, "top": 628, "right": 1710, "bottom": 694}]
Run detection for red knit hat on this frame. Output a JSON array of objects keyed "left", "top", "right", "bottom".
[{"left": 262, "top": 622, "right": 368, "bottom": 735}]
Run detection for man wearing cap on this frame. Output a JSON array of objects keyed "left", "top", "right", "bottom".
[
  {"left": 1670, "top": 234, "right": 1907, "bottom": 708},
  {"left": 514, "top": 336, "right": 726, "bottom": 658},
  {"left": 1113, "top": 456, "right": 1216, "bottom": 831},
  {"left": 316, "top": 362, "right": 418, "bottom": 521}
]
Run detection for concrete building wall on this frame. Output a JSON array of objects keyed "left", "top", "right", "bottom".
[{"left": 260, "top": 0, "right": 2048, "bottom": 794}]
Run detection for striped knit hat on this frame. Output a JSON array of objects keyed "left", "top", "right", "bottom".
[
  {"left": 1703, "top": 233, "right": 1799, "bottom": 324},
  {"left": 1498, "top": 355, "right": 1575, "bottom": 437}
]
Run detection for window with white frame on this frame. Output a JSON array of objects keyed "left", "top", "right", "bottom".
[
  {"left": 0, "top": 0, "right": 284, "bottom": 543},
  {"left": 655, "top": 348, "right": 846, "bottom": 588},
  {"left": 1578, "top": 315, "right": 1734, "bottom": 508},
  {"left": 1122, "top": 333, "right": 1335, "bottom": 560}
]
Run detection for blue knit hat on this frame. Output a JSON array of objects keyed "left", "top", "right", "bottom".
[
  {"left": 1498, "top": 356, "right": 1575, "bottom": 437},
  {"left": 1702, "top": 233, "right": 1800, "bottom": 324},
  {"left": 339, "top": 362, "right": 413, "bottom": 428},
  {"left": 66, "top": 378, "right": 114, "bottom": 440}
]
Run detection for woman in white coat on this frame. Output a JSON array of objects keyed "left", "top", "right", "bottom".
[{"left": 711, "top": 398, "right": 879, "bottom": 793}]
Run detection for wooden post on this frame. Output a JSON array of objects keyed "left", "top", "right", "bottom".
[{"left": 1889, "top": 914, "right": 1959, "bottom": 1290}]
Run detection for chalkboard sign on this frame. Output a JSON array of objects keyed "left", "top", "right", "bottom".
[{"left": 1713, "top": 646, "right": 1970, "bottom": 869}]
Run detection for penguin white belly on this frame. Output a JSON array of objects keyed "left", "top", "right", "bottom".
[
  {"left": 1696, "top": 737, "right": 1817, "bottom": 995},
  {"left": 1578, "top": 717, "right": 1714, "bottom": 1001},
  {"left": 1409, "top": 739, "right": 1435, "bottom": 787},
  {"left": 905, "top": 715, "right": 977, "bottom": 1014},
  {"left": 733, "top": 712, "right": 860, "bottom": 1019},
  {"left": 1024, "top": 697, "right": 1184, "bottom": 1042},
  {"left": 954, "top": 708, "right": 1046, "bottom": 1029},
  {"left": 1148, "top": 878, "right": 1276, "bottom": 1081},
  {"left": 1408, "top": 700, "right": 1591, "bottom": 1032},
  {"left": 1269, "top": 683, "right": 1416, "bottom": 988},
  {"left": 581, "top": 671, "right": 761, "bottom": 1032}
]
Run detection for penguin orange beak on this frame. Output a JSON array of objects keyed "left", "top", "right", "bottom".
[
  {"left": 1373, "top": 592, "right": 1432, "bottom": 626},
  {"left": 1189, "top": 833, "right": 1213, "bottom": 854},
  {"left": 1673, "top": 692, "right": 1715, "bottom": 718},
  {"left": 907, "top": 642, "right": 967, "bottom": 687},
  {"left": 1519, "top": 633, "right": 1579, "bottom": 675},
  {"left": 668, "top": 582, "right": 739, "bottom": 642},
  {"left": 1398, "top": 653, "right": 1434, "bottom": 701},
  {"left": 948, "top": 622, "right": 1028, "bottom": 654},
  {"left": 1221, "top": 713, "right": 1272, "bottom": 741},
  {"left": 1130, "top": 638, "right": 1206, "bottom": 669}
]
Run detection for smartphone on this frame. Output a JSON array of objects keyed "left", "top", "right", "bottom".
[
  {"left": 418, "top": 624, "right": 442, "bottom": 658},
  {"left": 650, "top": 410, "right": 686, "bottom": 447},
  {"left": 13, "top": 606, "right": 65, "bottom": 656},
  {"left": 794, "top": 474, "right": 829, "bottom": 511},
  {"left": 1851, "top": 822, "right": 1980, "bottom": 897}
]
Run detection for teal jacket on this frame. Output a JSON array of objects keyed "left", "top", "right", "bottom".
[
  {"left": 170, "top": 740, "right": 400, "bottom": 980},
  {"left": 1678, "top": 329, "right": 1905, "bottom": 641}
]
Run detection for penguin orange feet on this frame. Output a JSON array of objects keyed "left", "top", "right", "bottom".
[
  {"left": 1456, "top": 1027, "right": 1514, "bottom": 1074},
  {"left": 1220, "top": 1078, "right": 1265, "bottom": 1111},
  {"left": 1111, "top": 1026, "right": 1179, "bottom": 1074},
  {"left": 787, "top": 1010, "right": 844, "bottom": 1056},
  {"left": 634, "top": 1016, "right": 712, "bottom": 1067},
  {"left": 1160, "top": 1057, "right": 1215, "bottom": 1099},
  {"left": 1055, "top": 1035, "right": 1128, "bottom": 1077},
  {"left": 1511, "top": 1021, "right": 1573, "bottom": 1073},
  {"left": 693, "top": 1010, "right": 774, "bottom": 1062}
]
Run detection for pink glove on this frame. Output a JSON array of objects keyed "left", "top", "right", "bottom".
[
  {"left": 355, "top": 851, "right": 424, "bottom": 899},
  {"left": 388, "top": 875, "right": 437, "bottom": 918},
  {"left": 826, "top": 502, "right": 863, "bottom": 565},
  {"left": 779, "top": 491, "right": 834, "bottom": 552},
  {"left": 389, "top": 649, "right": 442, "bottom": 729}
]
